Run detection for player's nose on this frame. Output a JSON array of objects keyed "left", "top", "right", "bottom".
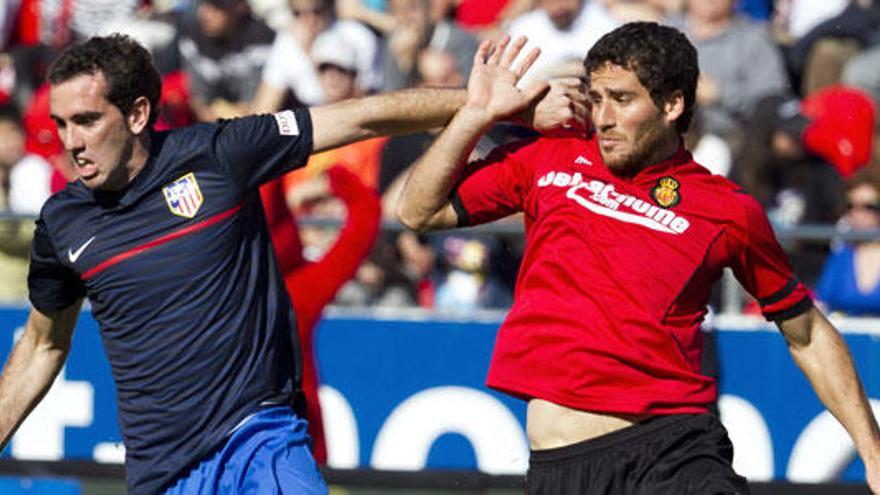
[
  {"left": 593, "top": 101, "right": 615, "bottom": 130},
  {"left": 61, "top": 126, "right": 85, "bottom": 151}
]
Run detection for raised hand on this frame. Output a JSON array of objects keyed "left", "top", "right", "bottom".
[{"left": 465, "top": 35, "right": 547, "bottom": 123}]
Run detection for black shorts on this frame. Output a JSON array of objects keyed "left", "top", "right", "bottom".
[{"left": 526, "top": 414, "right": 750, "bottom": 495}]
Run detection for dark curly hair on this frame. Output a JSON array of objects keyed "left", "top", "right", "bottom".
[
  {"left": 584, "top": 22, "right": 698, "bottom": 134},
  {"left": 48, "top": 34, "right": 162, "bottom": 128}
]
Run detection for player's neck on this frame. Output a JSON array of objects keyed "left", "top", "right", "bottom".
[
  {"left": 126, "top": 131, "right": 153, "bottom": 185},
  {"left": 650, "top": 134, "right": 682, "bottom": 165},
  {"left": 628, "top": 134, "right": 682, "bottom": 177}
]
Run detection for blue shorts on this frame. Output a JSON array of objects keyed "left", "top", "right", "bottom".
[{"left": 165, "top": 406, "right": 328, "bottom": 494}]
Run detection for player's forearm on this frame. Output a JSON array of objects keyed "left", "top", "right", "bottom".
[
  {"left": 0, "top": 321, "right": 70, "bottom": 450},
  {"left": 309, "top": 88, "right": 467, "bottom": 153},
  {"left": 786, "top": 311, "right": 880, "bottom": 470},
  {"left": 397, "top": 105, "right": 494, "bottom": 232}
]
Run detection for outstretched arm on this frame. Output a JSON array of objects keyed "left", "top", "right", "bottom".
[
  {"left": 309, "top": 88, "right": 466, "bottom": 153},
  {"left": 396, "top": 36, "right": 547, "bottom": 232},
  {"left": 0, "top": 302, "right": 82, "bottom": 451},
  {"left": 308, "top": 51, "right": 585, "bottom": 153},
  {"left": 777, "top": 306, "right": 880, "bottom": 493}
]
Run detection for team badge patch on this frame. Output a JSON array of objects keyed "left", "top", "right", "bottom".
[
  {"left": 163, "top": 173, "right": 203, "bottom": 218},
  {"left": 651, "top": 176, "right": 681, "bottom": 208}
]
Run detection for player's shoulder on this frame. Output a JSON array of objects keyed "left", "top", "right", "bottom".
[
  {"left": 487, "top": 134, "right": 543, "bottom": 158},
  {"left": 164, "top": 122, "right": 216, "bottom": 144},
  {"left": 39, "top": 180, "right": 91, "bottom": 219},
  {"left": 520, "top": 133, "right": 590, "bottom": 152},
  {"left": 701, "top": 173, "right": 761, "bottom": 212},
  {"left": 484, "top": 133, "right": 587, "bottom": 165},
  {"left": 156, "top": 123, "right": 222, "bottom": 162},
  {"left": 34, "top": 182, "right": 98, "bottom": 246},
  {"left": 679, "top": 161, "right": 762, "bottom": 219}
]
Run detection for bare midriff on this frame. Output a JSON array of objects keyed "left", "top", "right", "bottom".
[{"left": 527, "top": 398, "right": 653, "bottom": 450}]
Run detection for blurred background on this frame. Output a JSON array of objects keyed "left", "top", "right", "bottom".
[{"left": 1, "top": 0, "right": 880, "bottom": 493}]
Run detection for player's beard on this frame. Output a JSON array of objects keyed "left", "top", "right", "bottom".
[{"left": 602, "top": 114, "right": 672, "bottom": 177}]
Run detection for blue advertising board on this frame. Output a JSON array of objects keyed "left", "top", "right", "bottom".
[{"left": 0, "top": 306, "right": 878, "bottom": 485}]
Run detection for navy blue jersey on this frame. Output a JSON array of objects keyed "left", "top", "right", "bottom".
[{"left": 28, "top": 109, "right": 313, "bottom": 494}]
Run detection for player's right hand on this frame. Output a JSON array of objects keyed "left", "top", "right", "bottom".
[{"left": 464, "top": 35, "right": 548, "bottom": 123}]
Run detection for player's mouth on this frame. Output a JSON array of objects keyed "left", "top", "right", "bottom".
[
  {"left": 74, "top": 157, "right": 98, "bottom": 180},
  {"left": 598, "top": 135, "right": 625, "bottom": 149}
]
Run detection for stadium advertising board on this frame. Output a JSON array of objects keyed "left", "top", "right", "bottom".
[{"left": 0, "top": 307, "right": 878, "bottom": 484}]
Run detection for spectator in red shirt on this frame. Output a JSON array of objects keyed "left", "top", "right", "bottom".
[
  {"left": 261, "top": 165, "right": 381, "bottom": 464},
  {"left": 397, "top": 24, "right": 880, "bottom": 494}
]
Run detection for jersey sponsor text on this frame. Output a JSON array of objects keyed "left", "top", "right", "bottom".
[{"left": 537, "top": 171, "right": 691, "bottom": 234}]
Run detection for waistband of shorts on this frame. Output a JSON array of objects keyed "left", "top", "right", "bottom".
[{"left": 529, "top": 413, "right": 703, "bottom": 463}]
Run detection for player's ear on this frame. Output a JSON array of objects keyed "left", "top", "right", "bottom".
[
  {"left": 662, "top": 91, "right": 684, "bottom": 126},
  {"left": 128, "top": 96, "right": 151, "bottom": 135}
]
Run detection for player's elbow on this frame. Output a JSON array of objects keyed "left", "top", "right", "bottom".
[{"left": 396, "top": 202, "right": 432, "bottom": 234}]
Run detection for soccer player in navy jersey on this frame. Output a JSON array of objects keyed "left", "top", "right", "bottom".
[
  {"left": 0, "top": 34, "right": 579, "bottom": 494},
  {"left": 398, "top": 23, "right": 880, "bottom": 494}
]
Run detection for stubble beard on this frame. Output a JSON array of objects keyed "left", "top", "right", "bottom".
[
  {"left": 602, "top": 120, "right": 670, "bottom": 177},
  {"left": 94, "top": 137, "right": 136, "bottom": 192}
]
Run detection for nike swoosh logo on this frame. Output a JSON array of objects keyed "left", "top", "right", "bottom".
[{"left": 68, "top": 237, "right": 96, "bottom": 263}]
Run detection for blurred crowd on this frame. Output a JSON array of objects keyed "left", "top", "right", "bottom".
[{"left": 1, "top": 0, "right": 880, "bottom": 316}]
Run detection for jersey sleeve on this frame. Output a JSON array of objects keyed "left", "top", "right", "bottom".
[
  {"left": 450, "top": 138, "right": 538, "bottom": 227},
  {"left": 28, "top": 218, "right": 86, "bottom": 313},
  {"left": 213, "top": 108, "right": 314, "bottom": 193},
  {"left": 729, "top": 193, "right": 813, "bottom": 321}
]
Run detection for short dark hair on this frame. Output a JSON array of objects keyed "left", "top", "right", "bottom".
[
  {"left": 584, "top": 22, "right": 699, "bottom": 134},
  {"left": 48, "top": 34, "right": 162, "bottom": 128}
]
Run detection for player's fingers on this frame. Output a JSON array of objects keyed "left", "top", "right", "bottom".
[
  {"left": 564, "top": 80, "right": 588, "bottom": 104},
  {"left": 550, "top": 77, "right": 583, "bottom": 89},
  {"left": 474, "top": 39, "right": 493, "bottom": 65},
  {"left": 501, "top": 36, "right": 528, "bottom": 68},
  {"left": 570, "top": 99, "right": 589, "bottom": 127},
  {"left": 556, "top": 78, "right": 588, "bottom": 98},
  {"left": 488, "top": 34, "right": 510, "bottom": 65},
  {"left": 514, "top": 46, "right": 541, "bottom": 80},
  {"left": 569, "top": 87, "right": 589, "bottom": 107}
]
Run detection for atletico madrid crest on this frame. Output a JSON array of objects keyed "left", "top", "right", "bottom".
[
  {"left": 651, "top": 176, "right": 681, "bottom": 208},
  {"left": 163, "top": 173, "right": 204, "bottom": 218}
]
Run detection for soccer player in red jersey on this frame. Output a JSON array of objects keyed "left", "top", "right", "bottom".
[{"left": 397, "top": 23, "right": 880, "bottom": 494}]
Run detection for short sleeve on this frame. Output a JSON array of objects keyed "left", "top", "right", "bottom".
[
  {"left": 450, "top": 138, "right": 538, "bottom": 227},
  {"left": 729, "top": 194, "right": 813, "bottom": 321},
  {"left": 28, "top": 219, "right": 86, "bottom": 313},
  {"left": 214, "top": 108, "right": 314, "bottom": 193}
]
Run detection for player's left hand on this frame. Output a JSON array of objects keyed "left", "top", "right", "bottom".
[{"left": 527, "top": 77, "right": 589, "bottom": 134}]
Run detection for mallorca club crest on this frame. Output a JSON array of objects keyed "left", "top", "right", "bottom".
[
  {"left": 651, "top": 176, "right": 681, "bottom": 208},
  {"left": 163, "top": 172, "right": 203, "bottom": 218}
]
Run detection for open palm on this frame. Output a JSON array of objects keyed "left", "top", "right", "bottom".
[{"left": 466, "top": 36, "right": 548, "bottom": 122}]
